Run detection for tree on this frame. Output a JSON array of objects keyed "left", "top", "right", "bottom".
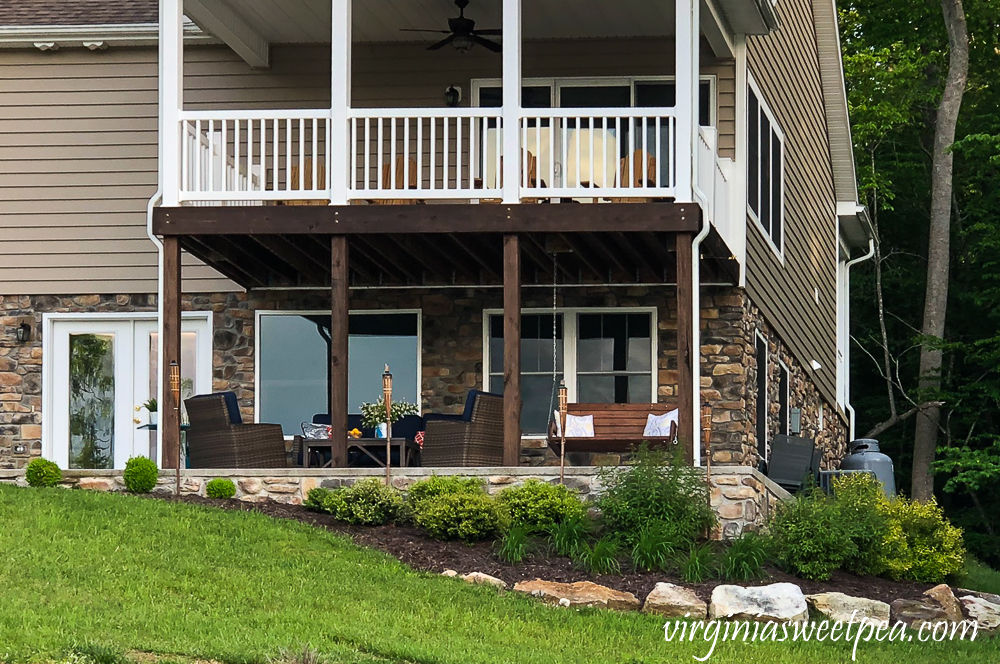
[{"left": 911, "top": 0, "right": 969, "bottom": 502}]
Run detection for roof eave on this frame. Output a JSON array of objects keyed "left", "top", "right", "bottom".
[{"left": 0, "top": 21, "right": 215, "bottom": 49}]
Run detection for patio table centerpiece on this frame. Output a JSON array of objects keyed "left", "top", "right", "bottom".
[{"left": 360, "top": 397, "right": 419, "bottom": 438}]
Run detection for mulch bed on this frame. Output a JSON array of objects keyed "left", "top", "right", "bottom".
[{"left": 159, "top": 494, "right": 935, "bottom": 605}]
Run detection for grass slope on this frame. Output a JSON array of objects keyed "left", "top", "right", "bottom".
[{"left": 0, "top": 486, "right": 994, "bottom": 663}]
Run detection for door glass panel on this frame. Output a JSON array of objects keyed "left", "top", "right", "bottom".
[
  {"left": 68, "top": 333, "right": 116, "bottom": 469},
  {"left": 147, "top": 331, "right": 200, "bottom": 424}
]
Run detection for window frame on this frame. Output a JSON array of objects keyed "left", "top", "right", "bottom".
[
  {"left": 778, "top": 359, "right": 791, "bottom": 437},
  {"left": 746, "top": 72, "right": 785, "bottom": 261},
  {"left": 253, "top": 309, "right": 424, "bottom": 426},
  {"left": 754, "top": 330, "right": 768, "bottom": 461},
  {"left": 483, "top": 306, "right": 658, "bottom": 437}
]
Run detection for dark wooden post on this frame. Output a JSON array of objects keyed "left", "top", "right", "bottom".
[
  {"left": 502, "top": 233, "right": 522, "bottom": 466},
  {"left": 161, "top": 236, "right": 182, "bottom": 470},
  {"left": 330, "top": 235, "right": 350, "bottom": 467},
  {"left": 676, "top": 232, "right": 695, "bottom": 464}
]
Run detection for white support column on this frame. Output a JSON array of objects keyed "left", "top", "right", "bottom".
[
  {"left": 330, "top": 0, "right": 352, "bottom": 205},
  {"left": 674, "top": 0, "right": 699, "bottom": 203},
  {"left": 159, "top": 0, "right": 184, "bottom": 206},
  {"left": 501, "top": 0, "right": 521, "bottom": 204}
]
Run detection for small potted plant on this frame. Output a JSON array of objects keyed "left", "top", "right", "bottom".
[
  {"left": 142, "top": 397, "right": 158, "bottom": 426},
  {"left": 360, "top": 397, "right": 419, "bottom": 438}
]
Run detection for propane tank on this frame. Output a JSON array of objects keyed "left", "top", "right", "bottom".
[{"left": 840, "top": 439, "right": 896, "bottom": 497}]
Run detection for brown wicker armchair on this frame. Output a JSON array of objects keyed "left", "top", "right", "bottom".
[
  {"left": 421, "top": 390, "right": 504, "bottom": 466},
  {"left": 184, "top": 393, "right": 287, "bottom": 468}
]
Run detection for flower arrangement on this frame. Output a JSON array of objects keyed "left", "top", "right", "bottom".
[{"left": 359, "top": 397, "right": 419, "bottom": 429}]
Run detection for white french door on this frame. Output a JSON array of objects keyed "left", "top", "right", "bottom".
[{"left": 46, "top": 315, "right": 211, "bottom": 469}]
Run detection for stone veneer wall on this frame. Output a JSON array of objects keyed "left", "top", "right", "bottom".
[
  {"left": 1, "top": 287, "right": 846, "bottom": 470},
  {"left": 0, "top": 465, "right": 790, "bottom": 540}
]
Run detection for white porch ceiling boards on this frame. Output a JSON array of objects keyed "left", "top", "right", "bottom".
[{"left": 211, "top": 0, "right": 676, "bottom": 45}]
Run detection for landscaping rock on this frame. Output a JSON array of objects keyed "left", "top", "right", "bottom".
[
  {"left": 807, "top": 592, "right": 890, "bottom": 623},
  {"left": 513, "top": 580, "right": 640, "bottom": 611},
  {"left": 239, "top": 478, "right": 263, "bottom": 494},
  {"left": 461, "top": 572, "right": 508, "bottom": 590},
  {"left": 709, "top": 583, "right": 808, "bottom": 623},
  {"left": 78, "top": 478, "right": 114, "bottom": 491},
  {"left": 889, "top": 599, "right": 949, "bottom": 629},
  {"left": 959, "top": 595, "right": 1000, "bottom": 631},
  {"left": 957, "top": 588, "right": 1000, "bottom": 606},
  {"left": 924, "top": 585, "right": 964, "bottom": 624},
  {"left": 643, "top": 583, "right": 707, "bottom": 619},
  {"left": 441, "top": 569, "right": 458, "bottom": 577}
]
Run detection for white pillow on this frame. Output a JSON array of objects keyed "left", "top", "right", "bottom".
[
  {"left": 643, "top": 409, "right": 679, "bottom": 437},
  {"left": 553, "top": 411, "right": 596, "bottom": 438}
]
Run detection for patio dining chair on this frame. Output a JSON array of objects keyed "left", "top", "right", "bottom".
[
  {"left": 607, "top": 149, "right": 658, "bottom": 203},
  {"left": 184, "top": 392, "right": 287, "bottom": 468},
  {"left": 422, "top": 390, "right": 504, "bottom": 466}
]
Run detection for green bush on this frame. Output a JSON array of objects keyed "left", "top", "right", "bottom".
[
  {"left": 877, "top": 496, "right": 964, "bottom": 582},
  {"left": 769, "top": 490, "right": 857, "bottom": 580},
  {"left": 575, "top": 537, "right": 621, "bottom": 575},
  {"left": 497, "top": 480, "right": 586, "bottom": 529},
  {"left": 547, "top": 516, "right": 591, "bottom": 557},
  {"left": 304, "top": 487, "right": 332, "bottom": 511},
  {"left": 677, "top": 542, "right": 717, "bottom": 583},
  {"left": 205, "top": 478, "right": 236, "bottom": 499},
  {"left": 321, "top": 479, "right": 403, "bottom": 526},
  {"left": 414, "top": 492, "right": 506, "bottom": 541},
  {"left": 495, "top": 524, "right": 532, "bottom": 564},
  {"left": 25, "top": 458, "right": 62, "bottom": 488},
  {"left": 631, "top": 524, "right": 678, "bottom": 572},
  {"left": 831, "top": 473, "right": 891, "bottom": 575},
  {"left": 122, "top": 456, "right": 158, "bottom": 493},
  {"left": 407, "top": 475, "right": 485, "bottom": 508},
  {"left": 597, "top": 444, "right": 716, "bottom": 546},
  {"left": 720, "top": 531, "right": 768, "bottom": 581}
]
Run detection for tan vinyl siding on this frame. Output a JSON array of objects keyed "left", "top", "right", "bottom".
[
  {"left": 1, "top": 38, "right": 733, "bottom": 296},
  {"left": 745, "top": 0, "right": 839, "bottom": 405}
]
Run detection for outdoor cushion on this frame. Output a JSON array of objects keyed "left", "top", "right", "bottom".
[
  {"left": 554, "top": 412, "right": 595, "bottom": 437},
  {"left": 643, "top": 409, "right": 679, "bottom": 437}
]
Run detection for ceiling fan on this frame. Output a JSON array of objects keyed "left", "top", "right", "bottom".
[{"left": 400, "top": 0, "right": 502, "bottom": 53}]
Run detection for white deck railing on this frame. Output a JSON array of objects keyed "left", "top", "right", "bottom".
[
  {"left": 694, "top": 126, "right": 740, "bottom": 259},
  {"left": 175, "top": 107, "right": 682, "bottom": 205}
]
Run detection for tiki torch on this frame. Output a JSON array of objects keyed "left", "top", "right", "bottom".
[
  {"left": 382, "top": 364, "right": 393, "bottom": 485},
  {"left": 169, "top": 360, "right": 181, "bottom": 494},
  {"left": 558, "top": 380, "right": 568, "bottom": 485},
  {"left": 702, "top": 400, "right": 712, "bottom": 507}
]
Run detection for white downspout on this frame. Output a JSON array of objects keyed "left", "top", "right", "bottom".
[
  {"left": 146, "top": 191, "right": 165, "bottom": 466},
  {"left": 843, "top": 237, "right": 875, "bottom": 441},
  {"left": 691, "top": 218, "right": 711, "bottom": 466}
]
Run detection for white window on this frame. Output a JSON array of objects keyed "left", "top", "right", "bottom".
[
  {"left": 485, "top": 309, "right": 656, "bottom": 436},
  {"left": 747, "top": 74, "right": 784, "bottom": 255}
]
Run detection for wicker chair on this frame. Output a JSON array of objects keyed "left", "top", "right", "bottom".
[
  {"left": 422, "top": 390, "right": 504, "bottom": 466},
  {"left": 184, "top": 393, "right": 287, "bottom": 468}
]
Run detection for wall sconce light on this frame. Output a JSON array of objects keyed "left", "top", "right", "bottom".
[
  {"left": 790, "top": 407, "right": 802, "bottom": 435},
  {"left": 15, "top": 322, "right": 31, "bottom": 343},
  {"left": 444, "top": 85, "right": 462, "bottom": 107},
  {"left": 810, "top": 359, "right": 823, "bottom": 372}
]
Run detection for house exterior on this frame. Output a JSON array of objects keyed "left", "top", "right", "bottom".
[{"left": 0, "top": 0, "right": 872, "bottom": 475}]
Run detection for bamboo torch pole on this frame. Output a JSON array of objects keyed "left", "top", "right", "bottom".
[
  {"left": 702, "top": 401, "right": 712, "bottom": 507},
  {"left": 382, "top": 365, "right": 393, "bottom": 486},
  {"left": 170, "top": 360, "right": 181, "bottom": 495},
  {"left": 558, "top": 381, "right": 568, "bottom": 485}
]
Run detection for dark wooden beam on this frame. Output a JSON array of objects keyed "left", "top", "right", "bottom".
[
  {"left": 154, "top": 203, "right": 702, "bottom": 235},
  {"left": 676, "top": 232, "right": 695, "bottom": 465},
  {"left": 161, "top": 236, "right": 182, "bottom": 471},
  {"left": 180, "top": 236, "right": 261, "bottom": 289},
  {"left": 448, "top": 234, "right": 501, "bottom": 282},
  {"left": 557, "top": 233, "right": 604, "bottom": 281},
  {"left": 250, "top": 235, "right": 326, "bottom": 284},
  {"left": 610, "top": 233, "right": 658, "bottom": 282},
  {"left": 503, "top": 233, "right": 522, "bottom": 466},
  {"left": 330, "top": 236, "right": 349, "bottom": 468}
]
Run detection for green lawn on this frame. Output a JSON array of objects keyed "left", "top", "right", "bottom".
[
  {"left": 962, "top": 557, "right": 1000, "bottom": 596},
  {"left": 0, "top": 485, "right": 995, "bottom": 664}
]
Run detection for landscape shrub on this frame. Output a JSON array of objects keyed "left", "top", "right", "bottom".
[
  {"left": 122, "top": 456, "right": 158, "bottom": 493},
  {"left": 321, "top": 479, "right": 403, "bottom": 526},
  {"left": 407, "top": 475, "right": 485, "bottom": 510},
  {"left": 547, "top": 515, "right": 591, "bottom": 557},
  {"left": 497, "top": 480, "right": 586, "bottom": 529},
  {"left": 25, "top": 458, "right": 62, "bottom": 488},
  {"left": 719, "top": 531, "right": 768, "bottom": 581},
  {"left": 575, "top": 537, "right": 621, "bottom": 575},
  {"left": 304, "top": 487, "right": 331, "bottom": 511},
  {"left": 676, "top": 542, "right": 717, "bottom": 583},
  {"left": 413, "top": 491, "right": 506, "bottom": 542},
  {"left": 768, "top": 490, "right": 856, "bottom": 581},
  {"left": 597, "top": 444, "right": 716, "bottom": 545},
  {"left": 630, "top": 524, "right": 678, "bottom": 572},
  {"left": 495, "top": 524, "right": 532, "bottom": 564},
  {"left": 205, "top": 478, "right": 236, "bottom": 499},
  {"left": 831, "top": 473, "right": 890, "bottom": 575},
  {"left": 877, "top": 497, "right": 965, "bottom": 582}
]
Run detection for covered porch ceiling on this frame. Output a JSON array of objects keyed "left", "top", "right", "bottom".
[{"left": 201, "top": 0, "right": 679, "bottom": 45}]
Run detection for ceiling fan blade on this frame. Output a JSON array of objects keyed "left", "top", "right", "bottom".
[
  {"left": 399, "top": 28, "right": 452, "bottom": 33},
  {"left": 472, "top": 34, "right": 503, "bottom": 52},
  {"left": 428, "top": 35, "right": 456, "bottom": 50},
  {"left": 473, "top": 28, "right": 502, "bottom": 36}
]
